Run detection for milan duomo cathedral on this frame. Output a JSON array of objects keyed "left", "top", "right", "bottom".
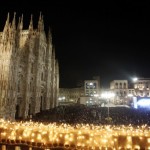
[{"left": 0, "top": 13, "right": 59, "bottom": 120}]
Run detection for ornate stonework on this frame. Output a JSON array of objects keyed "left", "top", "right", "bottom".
[{"left": 0, "top": 13, "right": 59, "bottom": 119}]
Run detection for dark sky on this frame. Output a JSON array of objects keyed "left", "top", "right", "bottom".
[{"left": 1, "top": 1, "right": 150, "bottom": 88}]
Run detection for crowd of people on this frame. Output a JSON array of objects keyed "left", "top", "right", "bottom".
[{"left": 33, "top": 104, "right": 150, "bottom": 125}]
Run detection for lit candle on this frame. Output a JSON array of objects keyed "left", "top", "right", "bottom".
[
  {"left": 1, "top": 145, "right": 6, "bottom": 150},
  {"left": 15, "top": 146, "right": 20, "bottom": 150}
]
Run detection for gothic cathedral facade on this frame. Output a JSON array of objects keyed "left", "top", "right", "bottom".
[{"left": 0, "top": 13, "right": 59, "bottom": 119}]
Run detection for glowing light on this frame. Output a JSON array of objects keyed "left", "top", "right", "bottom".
[
  {"left": 128, "top": 94, "right": 133, "bottom": 97},
  {"left": 0, "top": 119, "right": 150, "bottom": 149},
  {"left": 94, "top": 94, "right": 99, "bottom": 97},
  {"left": 137, "top": 98, "right": 150, "bottom": 108},
  {"left": 133, "top": 77, "right": 138, "bottom": 82},
  {"left": 101, "top": 92, "right": 115, "bottom": 98}
]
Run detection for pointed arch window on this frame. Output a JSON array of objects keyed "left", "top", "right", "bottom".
[{"left": 124, "top": 83, "right": 126, "bottom": 89}]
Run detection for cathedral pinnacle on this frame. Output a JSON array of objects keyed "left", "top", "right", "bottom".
[
  {"left": 48, "top": 27, "right": 52, "bottom": 44},
  {"left": 29, "top": 14, "right": 33, "bottom": 31},
  {"left": 52, "top": 46, "right": 55, "bottom": 59},
  {"left": 3, "top": 12, "right": 10, "bottom": 32},
  {"left": 17, "top": 14, "right": 23, "bottom": 31},
  {"left": 20, "top": 14, "right": 23, "bottom": 30},
  {"left": 12, "top": 12, "right": 16, "bottom": 30},
  {"left": 38, "top": 12, "right": 44, "bottom": 32},
  {"left": 7, "top": 12, "right": 10, "bottom": 22}
]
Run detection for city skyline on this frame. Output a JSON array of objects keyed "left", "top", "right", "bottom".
[{"left": 0, "top": 1, "right": 150, "bottom": 88}]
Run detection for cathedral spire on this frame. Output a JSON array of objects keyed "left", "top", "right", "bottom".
[
  {"left": 17, "top": 14, "right": 23, "bottom": 31},
  {"left": 47, "top": 27, "right": 52, "bottom": 44},
  {"left": 55, "top": 59, "right": 59, "bottom": 74},
  {"left": 3, "top": 12, "right": 10, "bottom": 32},
  {"left": 19, "top": 14, "right": 23, "bottom": 30},
  {"left": 38, "top": 12, "right": 44, "bottom": 32},
  {"left": 6, "top": 12, "right": 10, "bottom": 23},
  {"left": 52, "top": 46, "right": 55, "bottom": 59},
  {"left": 12, "top": 12, "right": 16, "bottom": 30},
  {"left": 29, "top": 14, "right": 33, "bottom": 31}
]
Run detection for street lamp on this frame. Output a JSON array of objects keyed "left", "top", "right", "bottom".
[{"left": 101, "top": 92, "right": 115, "bottom": 118}]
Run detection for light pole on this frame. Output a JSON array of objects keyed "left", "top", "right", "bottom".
[{"left": 101, "top": 92, "right": 115, "bottom": 118}]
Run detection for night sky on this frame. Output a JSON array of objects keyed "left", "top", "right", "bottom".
[{"left": 0, "top": 1, "right": 150, "bottom": 88}]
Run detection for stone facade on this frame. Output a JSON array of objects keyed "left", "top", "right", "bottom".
[
  {"left": 59, "top": 88, "right": 84, "bottom": 103},
  {"left": 133, "top": 78, "right": 150, "bottom": 97},
  {"left": 0, "top": 13, "right": 59, "bottom": 119},
  {"left": 84, "top": 80, "right": 100, "bottom": 97},
  {"left": 110, "top": 80, "right": 128, "bottom": 104}
]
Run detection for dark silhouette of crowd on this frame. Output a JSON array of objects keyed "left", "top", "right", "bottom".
[{"left": 32, "top": 104, "right": 150, "bottom": 125}]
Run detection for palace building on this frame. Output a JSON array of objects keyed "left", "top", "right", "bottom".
[{"left": 0, "top": 13, "right": 59, "bottom": 119}]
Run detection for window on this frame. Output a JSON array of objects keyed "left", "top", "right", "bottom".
[
  {"left": 119, "top": 83, "right": 122, "bottom": 89},
  {"left": 120, "top": 91, "right": 123, "bottom": 96},
  {"left": 124, "top": 83, "right": 126, "bottom": 88},
  {"left": 115, "top": 83, "right": 118, "bottom": 89}
]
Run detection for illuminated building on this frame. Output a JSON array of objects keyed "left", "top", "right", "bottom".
[
  {"left": 131, "top": 78, "right": 150, "bottom": 109},
  {"left": 133, "top": 78, "right": 150, "bottom": 97},
  {"left": 110, "top": 80, "right": 128, "bottom": 104},
  {"left": 83, "top": 80, "right": 100, "bottom": 105},
  {"left": 59, "top": 77, "right": 100, "bottom": 105},
  {"left": 0, "top": 13, "right": 59, "bottom": 119},
  {"left": 84, "top": 80, "right": 99, "bottom": 96},
  {"left": 58, "top": 88, "right": 84, "bottom": 104}
]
